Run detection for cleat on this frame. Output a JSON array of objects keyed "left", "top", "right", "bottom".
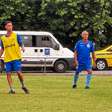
[
  {"left": 72, "top": 84, "right": 77, "bottom": 89},
  {"left": 85, "top": 86, "right": 90, "bottom": 89},
  {"left": 22, "top": 87, "right": 29, "bottom": 94},
  {"left": 9, "top": 89, "right": 15, "bottom": 94}
]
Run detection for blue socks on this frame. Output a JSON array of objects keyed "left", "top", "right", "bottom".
[
  {"left": 86, "top": 74, "right": 92, "bottom": 87},
  {"left": 73, "top": 72, "right": 92, "bottom": 88},
  {"left": 73, "top": 71, "right": 79, "bottom": 85}
]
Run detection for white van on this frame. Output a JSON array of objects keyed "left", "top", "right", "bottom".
[{"left": 0, "top": 31, "right": 74, "bottom": 72}]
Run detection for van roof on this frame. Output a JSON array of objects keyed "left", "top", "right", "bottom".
[
  {"left": 0, "top": 30, "right": 62, "bottom": 47},
  {"left": 0, "top": 31, "right": 53, "bottom": 36}
]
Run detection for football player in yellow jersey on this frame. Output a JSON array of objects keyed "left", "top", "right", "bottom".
[{"left": 0, "top": 21, "right": 29, "bottom": 94}]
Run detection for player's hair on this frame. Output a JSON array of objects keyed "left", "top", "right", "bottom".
[
  {"left": 81, "top": 31, "right": 89, "bottom": 35},
  {"left": 4, "top": 21, "right": 13, "bottom": 26}
]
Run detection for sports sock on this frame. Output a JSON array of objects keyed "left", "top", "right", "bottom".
[
  {"left": 86, "top": 74, "right": 92, "bottom": 87},
  {"left": 73, "top": 71, "right": 79, "bottom": 85}
]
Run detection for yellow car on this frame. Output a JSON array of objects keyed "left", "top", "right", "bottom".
[{"left": 95, "top": 45, "right": 112, "bottom": 70}]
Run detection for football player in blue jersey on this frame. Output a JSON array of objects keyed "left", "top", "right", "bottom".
[{"left": 73, "top": 31, "right": 96, "bottom": 89}]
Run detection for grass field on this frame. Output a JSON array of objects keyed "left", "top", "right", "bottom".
[{"left": 0, "top": 73, "right": 112, "bottom": 112}]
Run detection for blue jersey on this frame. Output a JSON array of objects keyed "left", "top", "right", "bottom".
[{"left": 74, "top": 40, "right": 94, "bottom": 64}]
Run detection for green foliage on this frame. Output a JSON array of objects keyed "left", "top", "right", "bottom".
[
  {"left": 0, "top": 0, "right": 28, "bottom": 23},
  {"left": 39, "top": 0, "right": 112, "bottom": 48},
  {"left": 0, "top": 0, "right": 112, "bottom": 48}
]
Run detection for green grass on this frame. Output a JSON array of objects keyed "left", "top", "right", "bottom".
[{"left": 0, "top": 74, "right": 112, "bottom": 112}]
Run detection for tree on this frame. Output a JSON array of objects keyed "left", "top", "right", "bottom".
[
  {"left": 39, "top": 0, "right": 112, "bottom": 48},
  {"left": 0, "top": 0, "right": 112, "bottom": 49},
  {"left": 0, "top": 0, "right": 28, "bottom": 28}
]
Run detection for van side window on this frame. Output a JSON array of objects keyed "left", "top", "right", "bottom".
[
  {"left": 36, "top": 35, "right": 58, "bottom": 49},
  {"left": 42, "top": 36, "right": 49, "bottom": 41},
  {"left": 22, "top": 35, "right": 58, "bottom": 48},
  {"left": 22, "top": 35, "right": 37, "bottom": 47},
  {"left": 22, "top": 35, "right": 33, "bottom": 47},
  {"left": 41, "top": 36, "right": 52, "bottom": 47},
  {"left": 32, "top": 36, "right": 37, "bottom": 47}
]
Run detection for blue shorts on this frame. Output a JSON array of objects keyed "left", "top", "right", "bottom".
[
  {"left": 5, "top": 60, "right": 21, "bottom": 73},
  {"left": 76, "top": 62, "right": 92, "bottom": 73}
]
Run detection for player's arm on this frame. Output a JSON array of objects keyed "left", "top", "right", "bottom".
[
  {"left": 0, "top": 40, "right": 4, "bottom": 57},
  {"left": 92, "top": 52, "right": 96, "bottom": 68},
  {"left": 74, "top": 50, "right": 78, "bottom": 67},
  {"left": 92, "top": 52, "right": 96, "bottom": 62},
  {"left": 91, "top": 42, "right": 96, "bottom": 67},
  {"left": 74, "top": 42, "right": 79, "bottom": 67},
  {"left": 0, "top": 49, "right": 4, "bottom": 57},
  {"left": 17, "top": 35, "right": 25, "bottom": 52}
]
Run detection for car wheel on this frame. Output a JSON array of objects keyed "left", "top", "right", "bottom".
[
  {"left": 54, "top": 60, "right": 67, "bottom": 73},
  {"left": 96, "top": 59, "right": 107, "bottom": 70}
]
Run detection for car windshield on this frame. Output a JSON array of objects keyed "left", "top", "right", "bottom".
[{"left": 98, "top": 45, "right": 112, "bottom": 50}]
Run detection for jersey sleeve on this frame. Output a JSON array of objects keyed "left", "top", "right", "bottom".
[
  {"left": 0, "top": 40, "right": 4, "bottom": 50},
  {"left": 90, "top": 42, "right": 95, "bottom": 52},
  {"left": 17, "top": 35, "right": 24, "bottom": 47},
  {"left": 74, "top": 42, "right": 79, "bottom": 52}
]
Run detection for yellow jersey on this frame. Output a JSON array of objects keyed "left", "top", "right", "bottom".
[{"left": 0, "top": 32, "right": 21, "bottom": 62}]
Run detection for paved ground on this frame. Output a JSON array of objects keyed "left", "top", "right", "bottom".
[
  {"left": 21, "top": 67, "right": 112, "bottom": 75},
  {"left": 22, "top": 70, "right": 112, "bottom": 76}
]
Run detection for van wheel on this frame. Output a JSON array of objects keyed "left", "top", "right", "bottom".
[
  {"left": 96, "top": 59, "right": 107, "bottom": 70},
  {"left": 54, "top": 60, "right": 67, "bottom": 73}
]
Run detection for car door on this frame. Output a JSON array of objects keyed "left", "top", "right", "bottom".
[{"left": 106, "top": 47, "right": 112, "bottom": 67}]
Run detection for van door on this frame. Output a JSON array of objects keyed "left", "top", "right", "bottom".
[
  {"left": 35, "top": 35, "right": 60, "bottom": 67},
  {"left": 21, "top": 35, "right": 44, "bottom": 67}
]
